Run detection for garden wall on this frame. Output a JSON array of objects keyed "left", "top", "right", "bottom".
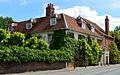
[{"left": 0, "top": 62, "right": 68, "bottom": 74}]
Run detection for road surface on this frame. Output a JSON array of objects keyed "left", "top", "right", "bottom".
[{"left": 6, "top": 64, "right": 120, "bottom": 75}]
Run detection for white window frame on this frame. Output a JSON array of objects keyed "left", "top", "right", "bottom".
[
  {"left": 26, "top": 23, "right": 32, "bottom": 29},
  {"left": 50, "top": 18, "right": 57, "bottom": 25},
  {"left": 48, "top": 33, "right": 53, "bottom": 44},
  {"left": 90, "top": 24, "right": 95, "bottom": 32},
  {"left": 81, "top": 19, "right": 87, "bottom": 29}
]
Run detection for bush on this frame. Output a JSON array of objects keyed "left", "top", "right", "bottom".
[
  {"left": 8, "top": 32, "right": 25, "bottom": 46},
  {"left": 0, "top": 28, "right": 10, "bottom": 43},
  {"left": 109, "top": 41, "right": 120, "bottom": 64},
  {"left": 0, "top": 45, "right": 74, "bottom": 63},
  {"left": 26, "top": 36, "right": 49, "bottom": 50}
]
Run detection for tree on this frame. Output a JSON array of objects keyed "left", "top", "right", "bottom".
[
  {"left": 0, "top": 17, "right": 13, "bottom": 31},
  {"left": 0, "top": 28, "right": 10, "bottom": 43},
  {"left": 110, "top": 31, "right": 120, "bottom": 51},
  {"left": 109, "top": 41, "right": 120, "bottom": 64},
  {"left": 8, "top": 32, "right": 25, "bottom": 46},
  {"left": 87, "top": 37, "right": 102, "bottom": 65},
  {"left": 114, "top": 26, "right": 120, "bottom": 31}
]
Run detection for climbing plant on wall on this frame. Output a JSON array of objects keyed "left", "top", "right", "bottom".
[
  {"left": 87, "top": 37, "right": 102, "bottom": 65},
  {"left": 50, "top": 29, "right": 66, "bottom": 49}
]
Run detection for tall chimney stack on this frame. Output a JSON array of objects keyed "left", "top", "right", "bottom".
[
  {"left": 105, "top": 16, "right": 109, "bottom": 35},
  {"left": 46, "top": 3, "right": 55, "bottom": 17}
]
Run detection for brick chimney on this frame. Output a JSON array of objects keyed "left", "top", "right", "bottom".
[
  {"left": 105, "top": 16, "right": 109, "bottom": 35},
  {"left": 46, "top": 3, "right": 55, "bottom": 17}
]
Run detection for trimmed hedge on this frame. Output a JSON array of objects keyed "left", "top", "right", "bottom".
[{"left": 0, "top": 45, "right": 74, "bottom": 63}]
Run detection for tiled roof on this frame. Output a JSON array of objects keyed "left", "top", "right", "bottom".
[
  {"left": 12, "top": 13, "right": 113, "bottom": 39},
  {"left": 12, "top": 14, "right": 66, "bottom": 34},
  {"left": 82, "top": 18, "right": 113, "bottom": 38},
  {"left": 64, "top": 14, "right": 103, "bottom": 38}
]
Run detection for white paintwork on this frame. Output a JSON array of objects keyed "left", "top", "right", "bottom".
[
  {"left": 31, "top": 32, "right": 53, "bottom": 44},
  {"left": 26, "top": 23, "right": 32, "bottom": 29},
  {"left": 81, "top": 19, "right": 87, "bottom": 30},
  {"left": 74, "top": 32, "right": 78, "bottom": 40},
  {"left": 63, "top": 14, "right": 68, "bottom": 28},
  {"left": 67, "top": 30, "right": 88, "bottom": 40},
  {"left": 50, "top": 18, "right": 57, "bottom": 25},
  {"left": 101, "top": 49, "right": 109, "bottom": 65}
]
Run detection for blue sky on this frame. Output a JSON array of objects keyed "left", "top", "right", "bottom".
[{"left": 0, "top": 0, "right": 120, "bottom": 30}]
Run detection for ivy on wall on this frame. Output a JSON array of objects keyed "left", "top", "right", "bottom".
[
  {"left": 0, "top": 28, "right": 102, "bottom": 65},
  {"left": 50, "top": 29, "right": 66, "bottom": 49}
]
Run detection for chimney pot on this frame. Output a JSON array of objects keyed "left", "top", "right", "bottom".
[{"left": 46, "top": 3, "right": 55, "bottom": 17}]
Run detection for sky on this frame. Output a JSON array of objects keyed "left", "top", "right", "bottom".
[{"left": 0, "top": 0, "right": 120, "bottom": 31}]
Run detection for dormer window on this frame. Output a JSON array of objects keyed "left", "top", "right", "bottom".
[
  {"left": 90, "top": 24, "right": 95, "bottom": 32},
  {"left": 81, "top": 19, "right": 87, "bottom": 29},
  {"left": 50, "top": 18, "right": 57, "bottom": 25},
  {"left": 26, "top": 23, "right": 32, "bottom": 29}
]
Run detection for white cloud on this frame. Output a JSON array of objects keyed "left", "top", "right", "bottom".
[
  {"left": 20, "top": 0, "right": 32, "bottom": 5},
  {"left": 54, "top": 6, "right": 120, "bottom": 31}
]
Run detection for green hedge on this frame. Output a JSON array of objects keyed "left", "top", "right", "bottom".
[{"left": 0, "top": 45, "right": 74, "bottom": 63}]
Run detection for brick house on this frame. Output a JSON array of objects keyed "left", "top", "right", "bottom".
[{"left": 12, "top": 3, "right": 113, "bottom": 65}]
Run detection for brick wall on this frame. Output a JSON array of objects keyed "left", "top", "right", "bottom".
[{"left": 0, "top": 62, "right": 67, "bottom": 74}]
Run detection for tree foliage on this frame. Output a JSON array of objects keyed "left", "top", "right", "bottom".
[
  {"left": 26, "top": 36, "right": 49, "bottom": 50},
  {"left": 0, "top": 28, "right": 103, "bottom": 65},
  {"left": 109, "top": 41, "right": 120, "bottom": 64},
  {"left": 114, "top": 26, "right": 120, "bottom": 31},
  {"left": 110, "top": 31, "right": 120, "bottom": 51},
  {"left": 8, "top": 32, "right": 25, "bottom": 46},
  {"left": 87, "top": 37, "right": 102, "bottom": 65},
  {"left": 78, "top": 39, "right": 93, "bottom": 66},
  {"left": 50, "top": 30, "right": 66, "bottom": 49},
  {"left": 61, "top": 36, "right": 78, "bottom": 60},
  {"left": 0, "top": 28, "right": 10, "bottom": 43},
  {"left": 0, "top": 45, "right": 75, "bottom": 63},
  {"left": 0, "top": 17, "right": 13, "bottom": 31}
]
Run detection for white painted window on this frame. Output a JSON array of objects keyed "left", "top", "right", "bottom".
[
  {"left": 26, "top": 23, "right": 32, "bottom": 29},
  {"left": 81, "top": 19, "right": 87, "bottom": 29},
  {"left": 91, "top": 27, "right": 95, "bottom": 32},
  {"left": 48, "top": 34, "right": 53, "bottom": 44},
  {"left": 50, "top": 18, "right": 57, "bottom": 25},
  {"left": 90, "top": 24, "right": 95, "bottom": 32}
]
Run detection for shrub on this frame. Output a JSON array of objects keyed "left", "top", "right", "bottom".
[
  {"left": 8, "top": 32, "right": 25, "bottom": 46},
  {"left": 26, "top": 36, "right": 49, "bottom": 50},
  {"left": 0, "top": 45, "right": 74, "bottom": 63},
  {"left": 0, "top": 28, "right": 10, "bottom": 43},
  {"left": 26, "top": 36, "right": 39, "bottom": 49}
]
